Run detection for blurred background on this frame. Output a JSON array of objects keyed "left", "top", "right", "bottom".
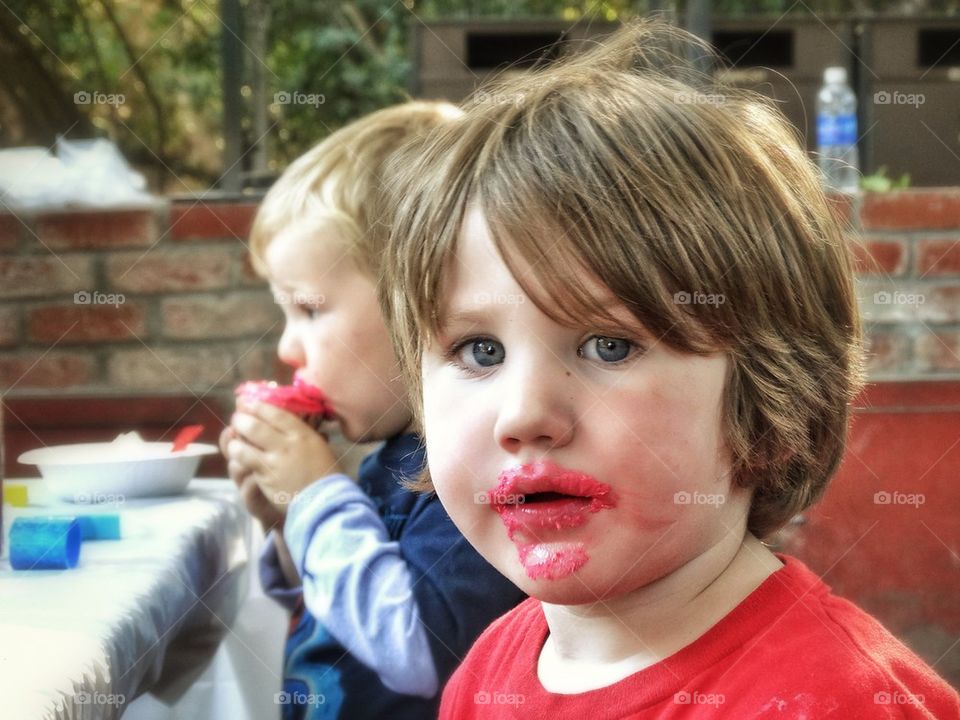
[
  {"left": 1, "top": 0, "right": 959, "bottom": 190},
  {"left": 0, "top": 1, "right": 958, "bottom": 716}
]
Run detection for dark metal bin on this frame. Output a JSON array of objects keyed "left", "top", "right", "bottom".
[
  {"left": 411, "top": 17, "right": 853, "bottom": 152},
  {"left": 861, "top": 18, "right": 960, "bottom": 187}
]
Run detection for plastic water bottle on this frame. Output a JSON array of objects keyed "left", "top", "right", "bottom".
[{"left": 816, "top": 67, "right": 859, "bottom": 193}]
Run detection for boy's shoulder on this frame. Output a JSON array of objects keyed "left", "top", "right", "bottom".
[
  {"left": 444, "top": 558, "right": 960, "bottom": 719},
  {"left": 440, "top": 597, "right": 544, "bottom": 713},
  {"left": 358, "top": 432, "right": 467, "bottom": 535},
  {"left": 472, "top": 595, "right": 543, "bottom": 646},
  {"left": 704, "top": 555, "right": 960, "bottom": 718}
]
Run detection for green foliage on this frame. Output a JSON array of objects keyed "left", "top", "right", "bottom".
[
  {"left": 0, "top": 0, "right": 665, "bottom": 189},
  {"left": 860, "top": 166, "right": 911, "bottom": 192},
  {"left": 265, "top": 1, "right": 412, "bottom": 167},
  {"left": 1, "top": 0, "right": 956, "bottom": 189}
]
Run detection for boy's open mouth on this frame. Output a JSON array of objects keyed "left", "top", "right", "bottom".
[
  {"left": 518, "top": 491, "right": 576, "bottom": 504},
  {"left": 489, "top": 460, "right": 616, "bottom": 531}
]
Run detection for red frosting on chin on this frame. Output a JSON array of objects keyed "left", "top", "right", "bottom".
[{"left": 235, "top": 371, "right": 334, "bottom": 420}]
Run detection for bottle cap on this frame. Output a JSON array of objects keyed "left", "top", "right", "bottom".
[
  {"left": 3, "top": 483, "right": 29, "bottom": 507},
  {"left": 9, "top": 516, "right": 81, "bottom": 570},
  {"left": 824, "top": 67, "right": 847, "bottom": 85}
]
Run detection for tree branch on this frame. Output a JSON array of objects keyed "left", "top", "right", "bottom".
[
  {"left": 73, "top": 0, "right": 110, "bottom": 91},
  {"left": 340, "top": 3, "right": 383, "bottom": 57},
  {"left": 0, "top": 8, "right": 90, "bottom": 142},
  {"left": 96, "top": 0, "right": 169, "bottom": 155}
]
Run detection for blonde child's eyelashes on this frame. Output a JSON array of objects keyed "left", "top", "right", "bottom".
[
  {"left": 288, "top": 302, "right": 324, "bottom": 320},
  {"left": 271, "top": 288, "right": 326, "bottom": 320}
]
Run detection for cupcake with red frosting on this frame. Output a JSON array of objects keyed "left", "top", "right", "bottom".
[{"left": 235, "top": 371, "right": 335, "bottom": 425}]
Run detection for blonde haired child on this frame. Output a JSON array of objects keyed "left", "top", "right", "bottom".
[{"left": 221, "top": 101, "right": 524, "bottom": 719}]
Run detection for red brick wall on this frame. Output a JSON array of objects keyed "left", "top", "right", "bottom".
[
  {"left": 0, "top": 200, "right": 288, "bottom": 403},
  {"left": 853, "top": 191, "right": 960, "bottom": 376},
  {"left": 0, "top": 190, "right": 959, "bottom": 400}
]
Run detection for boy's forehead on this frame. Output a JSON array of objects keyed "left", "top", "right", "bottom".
[
  {"left": 271, "top": 218, "right": 348, "bottom": 254},
  {"left": 455, "top": 205, "right": 500, "bottom": 266},
  {"left": 445, "top": 206, "right": 537, "bottom": 305},
  {"left": 440, "top": 205, "right": 647, "bottom": 333},
  {"left": 454, "top": 204, "right": 578, "bottom": 285}
]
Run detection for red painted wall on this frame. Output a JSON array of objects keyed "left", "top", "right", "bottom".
[{"left": 773, "top": 380, "right": 960, "bottom": 688}]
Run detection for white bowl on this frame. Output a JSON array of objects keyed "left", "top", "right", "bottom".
[{"left": 18, "top": 441, "right": 219, "bottom": 502}]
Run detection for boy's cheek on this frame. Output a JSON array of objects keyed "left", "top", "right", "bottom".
[
  {"left": 426, "top": 438, "right": 489, "bottom": 495},
  {"left": 423, "top": 377, "right": 488, "bottom": 450},
  {"left": 425, "top": 438, "right": 475, "bottom": 496},
  {"left": 423, "top": 411, "right": 491, "bottom": 514}
]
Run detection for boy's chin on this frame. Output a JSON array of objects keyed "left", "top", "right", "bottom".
[
  {"left": 497, "top": 558, "right": 610, "bottom": 606},
  {"left": 515, "top": 576, "right": 610, "bottom": 607}
]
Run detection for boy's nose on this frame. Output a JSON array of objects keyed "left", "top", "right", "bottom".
[
  {"left": 494, "top": 359, "right": 575, "bottom": 455},
  {"left": 277, "top": 324, "right": 305, "bottom": 369}
]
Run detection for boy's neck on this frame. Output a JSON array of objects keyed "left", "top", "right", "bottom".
[{"left": 538, "top": 533, "right": 782, "bottom": 693}]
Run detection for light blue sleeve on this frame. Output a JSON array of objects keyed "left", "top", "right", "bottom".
[
  {"left": 282, "top": 474, "right": 440, "bottom": 698},
  {"left": 257, "top": 531, "right": 302, "bottom": 611}
]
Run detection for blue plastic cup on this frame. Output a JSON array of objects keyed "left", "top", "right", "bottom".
[
  {"left": 9, "top": 516, "right": 82, "bottom": 570},
  {"left": 77, "top": 514, "right": 121, "bottom": 540}
]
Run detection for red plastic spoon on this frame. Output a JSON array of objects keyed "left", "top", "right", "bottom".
[{"left": 171, "top": 424, "right": 204, "bottom": 452}]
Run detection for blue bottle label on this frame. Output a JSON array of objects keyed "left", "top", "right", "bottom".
[{"left": 817, "top": 113, "right": 858, "bottom": 147}]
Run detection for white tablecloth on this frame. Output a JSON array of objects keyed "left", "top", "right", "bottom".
[{"left": 0, "top": 479, "right": 250, "bottom": 719}]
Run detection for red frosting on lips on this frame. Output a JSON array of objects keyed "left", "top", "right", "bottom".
[
  {"left": 235, "top": 371, "right": 335, "bottom": 420},
  {"left": 488, "top": 460, "right": 616, "bottom": 581},
  {"left": 490, "top": 460, "right": 616, "bottom": 534}
]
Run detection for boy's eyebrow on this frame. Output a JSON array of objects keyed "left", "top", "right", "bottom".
[{"left": 438, "top": 299, "right": 651, "bottom": 336}]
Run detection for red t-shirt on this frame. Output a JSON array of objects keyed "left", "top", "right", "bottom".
[{"left": 440, "top": 555, "right": 959, "bottom": 719}]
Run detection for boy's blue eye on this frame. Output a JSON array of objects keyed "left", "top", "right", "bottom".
[
  {"left": 447, "top": 337, "right": 505, "bottom": 374},
  {"left": 581, "top": 336, "right": 632, "bottom": 363},
  {"left": 446, "top": 334, "right": 637, "bottom": 375},
  {"left": 471, "top": 339, "right": 505, "bottom": 367}
]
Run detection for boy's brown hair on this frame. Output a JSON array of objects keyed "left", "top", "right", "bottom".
[
  {"left": 249, "top": 100, "right": 462, "bottom": 278},
  {"left": 380, "top": 19, "right": 866, "bottom": 539}
]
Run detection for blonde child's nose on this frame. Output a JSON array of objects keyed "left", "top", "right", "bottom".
[{"left": 277, "top": 325, "right": 305, "bottom": 369}]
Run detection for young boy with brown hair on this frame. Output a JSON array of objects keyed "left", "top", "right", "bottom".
[
  {"left": 379, "top": 22, "right": 960, "bottom": 718},
  {"left": 220, "top": 101, "right": 524, "bottom": 719}
]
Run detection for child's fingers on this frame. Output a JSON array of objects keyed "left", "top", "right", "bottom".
[
  {"left": 227, "top": 436, "right": 266, "bottom": 474},
  {"left": 232, "top": 411, "right": 287, "bottom": 450},
  {"left": 232, "top": 470, "right": 285, "bottom": 530},
  {"left": 240, "top": 399, "right": 312, "bottom": 435},
  {"left": 227, "top": 459, "right": 249, "bottom": 487},
  {"left": 237, "top": 472, "right": 266, "bottom": 507},
  {"left": 218, "top": 426, "right": 235, "bottom": 457}
]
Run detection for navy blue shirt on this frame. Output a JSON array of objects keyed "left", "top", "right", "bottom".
[{"left": 278, "top": 433, "right": 525, "bottom": 720}]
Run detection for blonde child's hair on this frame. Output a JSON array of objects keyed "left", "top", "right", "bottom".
[
  {"left": 380, "top": 19, "right": 866, "bottom": 539},
  {"left": 249, "top": 100, "right": 463, "bottom": 277}
]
